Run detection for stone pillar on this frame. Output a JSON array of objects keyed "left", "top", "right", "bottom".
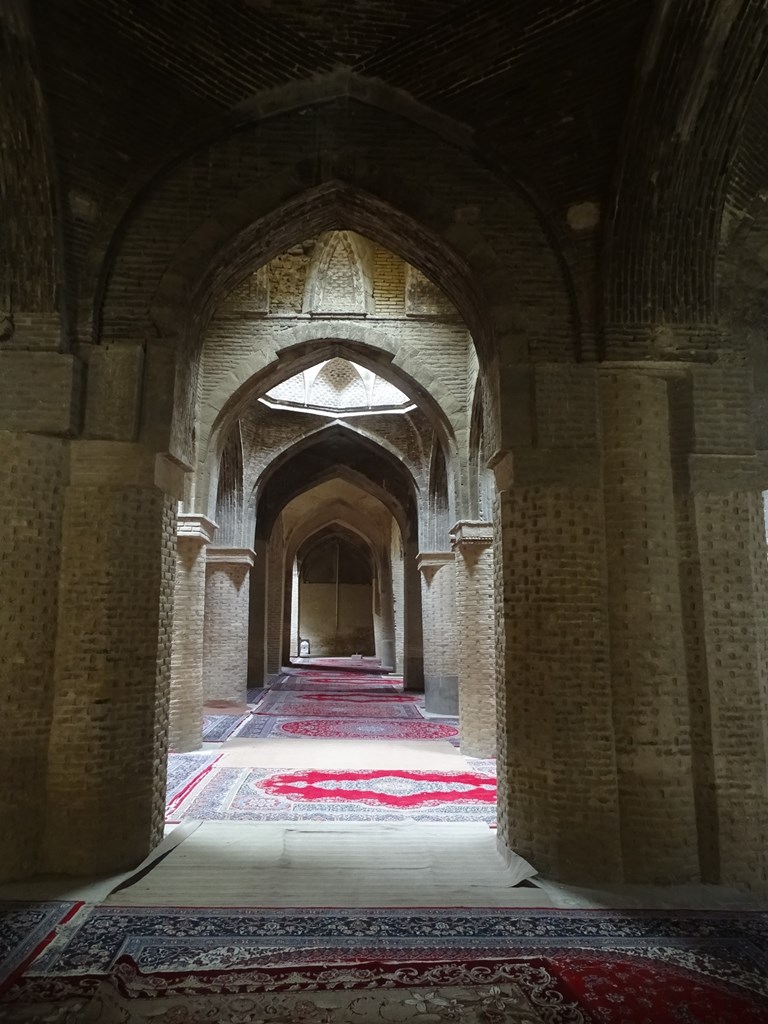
[
  {"left": 169, "top": 514, "right": 216, "bottom": 752},
  {"left": 451, "top": 522, "right": 495, "bottom": 757},
  {"left": 43, "top": 443, "right": 180, "bottom": 875},
  {"left": 417, "top": 552, "right": 458, "bottom": 714},
  {"left": 203, "top": 547, "right": 255, "bottom": 707},
  {"left": 600, "top": 371, "right": 699, "bottom": 883},
  {"left": 493, "top": 449, "right": 623, "bottom": 884}
]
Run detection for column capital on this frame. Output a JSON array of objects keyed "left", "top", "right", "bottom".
[
  {"left": 450, "top": 521, "right": 493, "bottom": 549},
  {"left": 177, "top": 513, "right": 217, "bottom": 545},
  {"left": 416, "top": 551, "right": 454, "bottom": 584},
  {"left": 206, "top": 546, "right": 256, "bottom": 567}
]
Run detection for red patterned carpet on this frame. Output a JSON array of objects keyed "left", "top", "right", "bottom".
[
  {"left": 4, "top": 906, "right": 768, "bottom": 1022},
  {"left": 261, "top": 768, "right": 495, "bottom": 807},
  {"left": 232, "top": 714, "right": 459, "bottom": 740}
]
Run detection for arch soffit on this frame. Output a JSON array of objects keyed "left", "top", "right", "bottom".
[
  {"left": 261, "top": 463, "right": 411, "bottom": 543},
  {"left": 251, "top": 420, "right": 421, "bottom": 511},
  {"left": 296, "top": 522, "right": 377, "bottom": 570},
  {"left": 284, "top": 502, "right": 393, "bottom": 569}
]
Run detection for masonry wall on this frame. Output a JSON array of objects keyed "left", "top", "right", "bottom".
[
  {"left": 299, "top": 583, "right": 375, "bottom": 656},
  {"left": 0, "top": 432, "right": 66, "bottom": 878}
]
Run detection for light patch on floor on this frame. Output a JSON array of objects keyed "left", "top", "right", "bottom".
[
  {"left": 218, "top": 737, "right": 464, "bottom": 768},
  {"left": 106, "top": 821, "right": 542, "bottom": 908}
]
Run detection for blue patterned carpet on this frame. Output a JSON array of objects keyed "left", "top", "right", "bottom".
[
  {"left": 0, "top": 901, "right": 77, "bottom": 986},
  {"left": 3, "top": 905, "right": 768, "bottom": 1021},
  {"left": 165, "top": 752, "right": 220, "bottom": 800},
  {"left": 202, "top": 714, "right": 247, "bottom": 742}
]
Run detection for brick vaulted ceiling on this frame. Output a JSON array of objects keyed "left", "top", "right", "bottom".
[{"left": 31, "top": 0, "right": 653, "bottom": 297}]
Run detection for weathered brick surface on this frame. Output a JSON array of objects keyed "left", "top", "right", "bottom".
[
  {"left": 600, "top": 371, "right": 699, "bottom": 883},
  {"left": 169, "top": 518, "right": 215, "bottom": 753},
  {"left": 0, "top": 352, "right": 79, "bottom": 434},
  {"left": 690, "top": 490, "right": 768, "bottom": 885},
  {"left": 0, "top": 432, "right": 65, "bottom": 878},
  {"left": 44, "top": 454, "right": 175, "bottom": 874},
  {"left": 203, "top": 550, "right": 253, "bottom": 704},
  {"left": 452, "top": 523, "right": 495, "bottom": 758},
  {"left": 494, "top": 479, "right": 622, "bottom": 884}
]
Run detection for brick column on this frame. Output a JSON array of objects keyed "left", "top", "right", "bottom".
[
  {"left": 684, "top": 460, "right": 768, "bottom": 886},
  {"left": 417, "top": 552, "right": 458, "bottom": 714},
  {"left": 493, "top": 450, "right": 622, "bottom": 884},
  {"left": 203, "top": 547, "right": 255, "bottom": 707},
  {"left": 43, "top": 443, "right": 179, "bottom": 875},
  {"left": 0, "top": 433, "right": 66, "bottom": 880},
  {"left": 169, "top": 514, "right": 216, "bottom": 752},
  {"left": 265, "top": 528, "right": 284, "bottom": 677},
  {"left": 451, "top": 522, "right": 495, "bottom": 757},
  {"left": 600, "top": 371, "right": 699, "bottom": 883}
]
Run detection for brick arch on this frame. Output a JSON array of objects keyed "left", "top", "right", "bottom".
[
  {"left": 194, "top": 333, "right": 464, "bottom": 520},
  {"left": 604, "top": 0, "right": 768, "bottom": 346},
  {"left": 285, "top": 502, "right": 392, "bottom": 578},
  {"left": 92, "top": 100, "right": 578, "bottom": 459},
  {"left": 254, "top": 424, "right": 419, "bottom": 543},
  {"left": 203, "top": 330, "right": 458, "bottom": 450}
]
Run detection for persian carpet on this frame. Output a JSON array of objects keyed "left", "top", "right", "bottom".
[
  {"left": 270, "top": 677, "right": 402, "bottom": 694},
  {"left": 0, "top": 901, "right": 80, "bottom": 988},
  {"left": 234, "top": 715, "right": 459, "bottom": 741},
  {"left": 165, "top": 752, "right": 222, "bottom": 820},
  {"left": 4, "top": 907, "right": 768, "bottom": 1023},
  {"left": 173, "top": 767, "right": 497, "bottom": 822},
  {"left": 255, "top": 692, "right": 423, "bottom": 720},
  {"left": 201, "top": 714, "right": 247, "bottom": 742}
]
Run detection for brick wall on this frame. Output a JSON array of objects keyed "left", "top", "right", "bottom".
[
  {"left": 0, "top": 432, "right": 66, "bottom": 878},
  {"left": 44, "top": 446, "right": 175, "bottom": 875}
]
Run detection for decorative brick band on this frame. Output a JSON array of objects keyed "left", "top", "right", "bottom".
[
  {"left": 177, "top": 513, "right": 217, "bottom": 544},
  {"left": 206, "top": 546, "right": 256, "bottom": 567},
  {"left": 416, "top": 551, "right": 454, "bottom": 584},
  {"left": 450, "top": 521, "right": 493, "bottom": 548}
]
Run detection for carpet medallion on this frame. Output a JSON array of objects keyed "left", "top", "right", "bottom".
[
  {"left": 4, "top": 907, "right": 768, "bottom": 1022},
  {"left": 174, "top": 767, "right": 497, "bottom": 822},
  {"left": 234, "top": 715, "right": 459, "bottom": 741},
  {"left": 256, "top": 693, "right": 422, "bottom": 720}
]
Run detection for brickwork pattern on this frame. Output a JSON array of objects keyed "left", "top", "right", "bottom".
[
  {"left": 151, "top": 497, "right": 176, "bottom": 846},
  {"left": 203, "top": 555, "right": 252, "bottom": 703},
  {"left": 495, "top": 483, "right": 622, "bottom": 884},
  {"left": 266, "top": 521, "right": 285, "bottom": 674},
  {"left": 453, "top": 527, "right": 496, "bottom": 758},
  {"left": 600, "top": 372, "right": 699, "bottom": 883},
  {"left": 44, "top": 476, "right": 173, "bottom": 874},
  {"left": 419, "top": 556, "right": 457, "bottom": 680},
  {"left": 169, "top": 535, "right": 208, "bottom": 752},
  {"left": 692, "top": 490, "right": 768, "bottom": 885},
  {"left": 0, "top": 432, "right": 65, "bottom": 879}
]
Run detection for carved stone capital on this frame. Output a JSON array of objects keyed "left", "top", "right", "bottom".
[
  {"left": 177, "top": 513, "right": 217, "bottom": 545},
  {"left": 206, "top": 546, "right": 256, "bottom": 568},
  {"left": 450, "top": 521, "right": 493, "bottom": 549},
  {"left": 416, "top": 551, "right": 454, "bottom": 584}
]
